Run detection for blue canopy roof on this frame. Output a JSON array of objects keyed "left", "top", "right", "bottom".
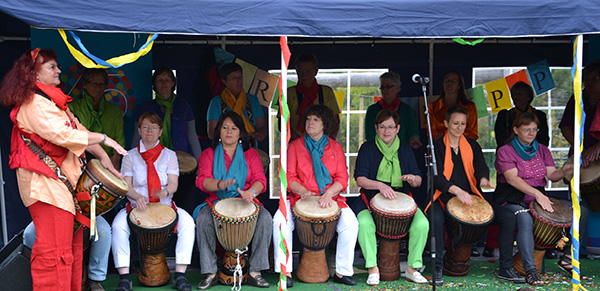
[{"left": 1, "top": 0, "right": 599, "bottom": 37}]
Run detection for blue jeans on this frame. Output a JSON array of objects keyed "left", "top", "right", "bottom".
[
  {"left": 501, "top": 203, "right": 536, "bottom": 273},
  {"left": 24, "top": 216, "right": 111, "bottom": 281}
]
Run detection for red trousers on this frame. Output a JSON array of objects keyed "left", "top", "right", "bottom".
[{"left": 29, "top": 202, "right": 83, "bottom": 291}]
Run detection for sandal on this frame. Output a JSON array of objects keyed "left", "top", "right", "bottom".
[
  {"left": 525, "top": 270, "right": 546, "bottom": 286},
  {"left": 115, "top": 278, "right": 132, "bottom": 291},
  {"left": 557, "top": 255, "right": 591, "bottom": 280},
  {"left": 172, "top": 275, "right": 192, "bottom": 291}
]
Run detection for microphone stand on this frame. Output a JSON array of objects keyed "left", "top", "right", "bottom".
[{"left": 416, "top": 77, "right": 438, "bottom": 290}]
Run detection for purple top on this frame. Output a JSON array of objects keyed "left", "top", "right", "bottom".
[{"left": 495, "top": 143, "right": 555, "bottom": 203}]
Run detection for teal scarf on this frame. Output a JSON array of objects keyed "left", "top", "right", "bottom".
[
  {"left": 304, "top": 133, "right": 332, "bottom": 195},
  {"left": 155, "top": 92, "right": 176, "bottom": 149},
  {"left": 510, "top": 136, "right": 538, "bottom": 161},
  {"left": 192, "top": 143, "right": 248, "bottom": 220},
  {"left": 375, "top": 135, "right": 403, "bottom": 187}
]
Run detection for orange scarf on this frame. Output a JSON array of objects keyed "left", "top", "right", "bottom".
[
  {"left": 425, "top": 133, "right": 482, "bottom": 213},
  {"left": 221, "top": 88, "right": 255, "bottom": 134}
]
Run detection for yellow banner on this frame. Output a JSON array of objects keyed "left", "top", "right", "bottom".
[{"left": 485, "top": 78, "right": 512, "bottom": 114}]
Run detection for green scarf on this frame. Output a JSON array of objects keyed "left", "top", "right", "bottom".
[
  {"left": 80, "top": 92, "right": 105, "bottom": 133},
  {"left": 155, "top": 92, "right": 176, "bottom": 149},
  {"left": 375, "top": 135, "right": 403, "bottom": 188}
]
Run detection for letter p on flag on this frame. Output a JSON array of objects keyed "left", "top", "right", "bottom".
[
  {"left": 485, "top": 78, "right": 512, "bottom": 114},
  {"left": 527, "top": 59, "right": 556, "bottom": 96}
]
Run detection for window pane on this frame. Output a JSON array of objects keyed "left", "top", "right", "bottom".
[{"left": 347, "top": 155, "right": 360, "bottom": 196}]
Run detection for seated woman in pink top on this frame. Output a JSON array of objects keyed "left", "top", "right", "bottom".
[
  {"left": 194, "top": 111, "right": 272, "bottom": 290},
  {"left": 272, "top": 104, "right": 359, "bottom": 287}
]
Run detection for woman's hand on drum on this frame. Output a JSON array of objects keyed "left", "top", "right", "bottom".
[
  {"left": 298, "top": 188, "right": 316, "bottom": 199},
  {"left": 217, "top": 179, "right": 235, "bottom": 191},
  {"left": 318, "top": 192, "right": 335, "bottom": 208},
  {"left": 582, "top": 144, "right": 600, "bottom": 167},
  {"left": 134, "top": 194, "right": 149, "bottom": 210},
  {"left": 480, "top": 178, "right": 495, "bottom": 189},
  {"left": 535, "top": 193, "right": 554, "bottom": 213},
  {"left": 99, "top": 156, "right": 124, "bottom": 179},
  {"left": 399, "top": 174, "right": 421, "bottom": 188},
  {"left": 104, "top": 136, "right": 128, "bottom": 157},
  {"left": 450, "top": 185, "right": 472, "bottom": 205},
  {"left": 378, "top": 183, "right": 396, "bottom": 199},
  {"left": 237, "top": 187, "right": 255, "bottom": 203}
]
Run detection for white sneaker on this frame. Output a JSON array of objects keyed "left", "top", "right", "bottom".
[
  {"left": 405, "top": 271, "right": 427, "bottom": 284},
  {"left": 366, "top": 273, "right": 380, "bottom": 286}
]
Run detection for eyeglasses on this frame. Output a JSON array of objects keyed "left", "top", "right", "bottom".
[
  {"left": 379, "top": 85, "right": 396, "bottom": 90},
  {"left": 444, "top": 79, "right": 458, "bottom": 84},
  {"left": 377, "top": 125, "right": 398, "bottom": 131},
  {"left": 521, "top": 127, "right": 539, "bottom": 134},
  {"left": 141, "top": 125, "right": 160, "bottom": 131},
  {"left": 87, "top": 82, "right": 107, "bottom": 88}
]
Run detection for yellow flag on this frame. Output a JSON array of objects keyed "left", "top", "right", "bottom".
[{"left": 485, "top": 78, "right": 512, "bottom": 114}]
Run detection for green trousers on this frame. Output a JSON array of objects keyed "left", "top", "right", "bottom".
[{"left": 357, "top": 208, "right": 429, "bottom": 269}]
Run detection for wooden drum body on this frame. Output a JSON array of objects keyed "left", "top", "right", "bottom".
[
  {"left": 370, "top": 192, "right": 417, "bottom": 281},
  {"left": 565, "top": 156, "right": 600, "bottom": 212},
  {"left": 212, "top": 198, "right": 259, "bottom": 286},
  {"left": 444, "top": 195, "right": 494, "bottom": 277},
  {"left": 293, "top": 196, "right": 341, "bottom": 283},
  {"left": 128, "top": 203, "right": 178, "bottom": 286},
  {"left": 513, "top": 197, "right": 572, "bottom": 275},
  {"left": 74, "top": 159, "right": 128, "bottom": 231},
  {"left": 173, "top": 151, "right": 198, "bottom": 215}
]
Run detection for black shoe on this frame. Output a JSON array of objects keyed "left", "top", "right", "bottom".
[
  {"left": 471, "top": 246, "right": 481, "bottom": 257},
  {"left": 498, "top": 267, "right": 526, "bottom": 284},
  {"left": 247, "top": 274, "right": 270, "bottom": 288},
  {"left": 172, "top": 275, "right": 191, "bottom": 291},
  {"left": 197, "top": 275, "right": 218, "bottom": 290},
  {"left": 332, "top": 275, "right": 357, "bottom": 286},
  {"left": 433, "top": 270, "right": 443, "bottom": 286},
  {"left": 286, "top": 276, "right": 294, "bottom": 288},
  {"left": 483, "top": 246, "right": 495, "bottom": 258},
  {"left": 545, "top": 250, "right": 559, "bottom": 259},
  {"left": 114, "top": 278, "right": 132, "bottom": 291}
]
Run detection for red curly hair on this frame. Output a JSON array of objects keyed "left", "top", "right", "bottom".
[{"left": 0, "top": 48, "right": 58, "bottom": 107}]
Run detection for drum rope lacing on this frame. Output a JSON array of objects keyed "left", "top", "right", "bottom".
[{"left": 231, "top": 246, "right": 248, "bottom": 291}]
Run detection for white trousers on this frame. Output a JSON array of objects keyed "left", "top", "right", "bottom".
[
  {"left": 111, "top": 206, "right": 195, "bottom": 268},
  {"left": 272, "top": 200, "right": 358, "bottom": 276}
]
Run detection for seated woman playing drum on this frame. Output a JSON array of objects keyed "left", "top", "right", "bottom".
[
  {"left": 353, "top": 109, "right": 428, "bottom": 285},
  {"left": 111, "top": 112, "right": 195, "bottom": 291},
  {"left": 194, "top": 111, "right": 272, "bottom": 290},
  {"left": 494, "top": 112, "right": 573, "bottom": 286},
  {"left": 430, "top": 106, "right": 523, "bottom": 286},
  {"left": 272, "top": 104, "right": 359, "bottom": 287}
]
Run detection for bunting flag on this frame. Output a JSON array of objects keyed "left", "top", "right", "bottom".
[
  {"left": 277, "top": 36, "right": 291, "bottom": 291},
  {"left": 452, "top": 38, "right": 485, "bottom": 46},
  {"left": 466, "top": 86, "right": 488, "bottom": 118},
  {"left": 505, "top": 69, "right": 531, "bottom": 89},
  {"left": 569, "top": 35, "right": 586, "bottom": 291},
  {"left": 58, "top": 29, "right": 157, "bottom": 68},
  {"left": 485, "top": 78, "right": 512, "bottom": 114},
  {"left": 527, "top": 59, "right": 556, "bottom": 96}
]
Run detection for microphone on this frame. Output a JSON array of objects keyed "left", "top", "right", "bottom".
[{"left": 412, "top": 74, "right": 429, "bottom": 84}]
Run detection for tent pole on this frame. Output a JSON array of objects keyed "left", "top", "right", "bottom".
[
  {"left": 0, "top": 147, "right": 7, "bottom": 246},
  {"left": 428, "top": 40, "right": 434, "bottom": 94}
]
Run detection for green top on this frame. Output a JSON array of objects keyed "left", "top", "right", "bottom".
[
  {"left": 69, "top": 94, "right": 126, "bottom": 157},
  {"left": 364, "top": 101, "right": 420, "bottom": 142}
]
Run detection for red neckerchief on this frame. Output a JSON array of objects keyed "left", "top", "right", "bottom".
[
  {"left": 378, "top": 97, "right": 401, "bottom": 111},
  {"left": 138, "top": 142, "right": 165, "bottom": 203},
  {"left": 36, "top": 82, "right": 72, "bottom": 110},
  {"left": 296, "top": 82, "right": 319, "bottom": 132}
]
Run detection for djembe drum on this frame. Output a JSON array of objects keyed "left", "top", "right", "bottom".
[
  {"left": 74, "top": 159, "right": 128, "bottom": 232},
  {"left": 211, "top": 198, "right": 260, "bottom": 286},
  {"left": 513, "top": 197, "right": 572, "bottom": 275},
  {"left": 565, "top": 156, "right": 600, "bottom": 212},
  {"left": 173, "top": 151, "right": 198, "bottom": 215},
  {"left": 443, "top": 195, "right": 494, "bottom": 276},
  {"left": 128, "top": 203, "right": 178, "bottom": 286},
  {"left": 293, "top": 196, "right": 341, "bottom": 283},
  {"left": 370, "top": 192, "right": 417, "bottom": 281}
]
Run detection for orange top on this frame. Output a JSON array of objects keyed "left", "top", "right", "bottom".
[
  {"left": 428, "top": 97, "right": 479, "bottom": 140},
  {"left": 15, "top": 94, "right": 89, "bottom": 214}
]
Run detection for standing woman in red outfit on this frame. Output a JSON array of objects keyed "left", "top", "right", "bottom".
[{"left": 0, "top": 48, "right": 126, "bottom": 291}]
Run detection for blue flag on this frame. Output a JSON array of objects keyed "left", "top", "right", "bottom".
[{"left": 527, "top": 59, "right": 556, "bottom": 96}]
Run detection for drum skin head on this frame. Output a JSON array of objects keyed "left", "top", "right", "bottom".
[
  {"left": 447, "top": 195, "right": 494, "bottom": 225},
  {"left": 293, "top": 196, "right": 340, "bottom": 219},
  {"left": 88, "top": 159, "right": 129, "bottom": 194},
  {"left": 371, "top": 192, "right": 415, "bottom": 214},
  {"left": 176, "top": 151, "right": 198, "bottom": 174},
  {"left": 256, "top": 149, "right": 270, "bottom": 170},
  {"left": 532, "top": 197, "right": 572, "bottom": 225},
  {"left": 129, "top": 203, "right": 177, "bottom": 229},
  {"left": 214, "top": 198, "right": 257, "bottom": 218}
]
